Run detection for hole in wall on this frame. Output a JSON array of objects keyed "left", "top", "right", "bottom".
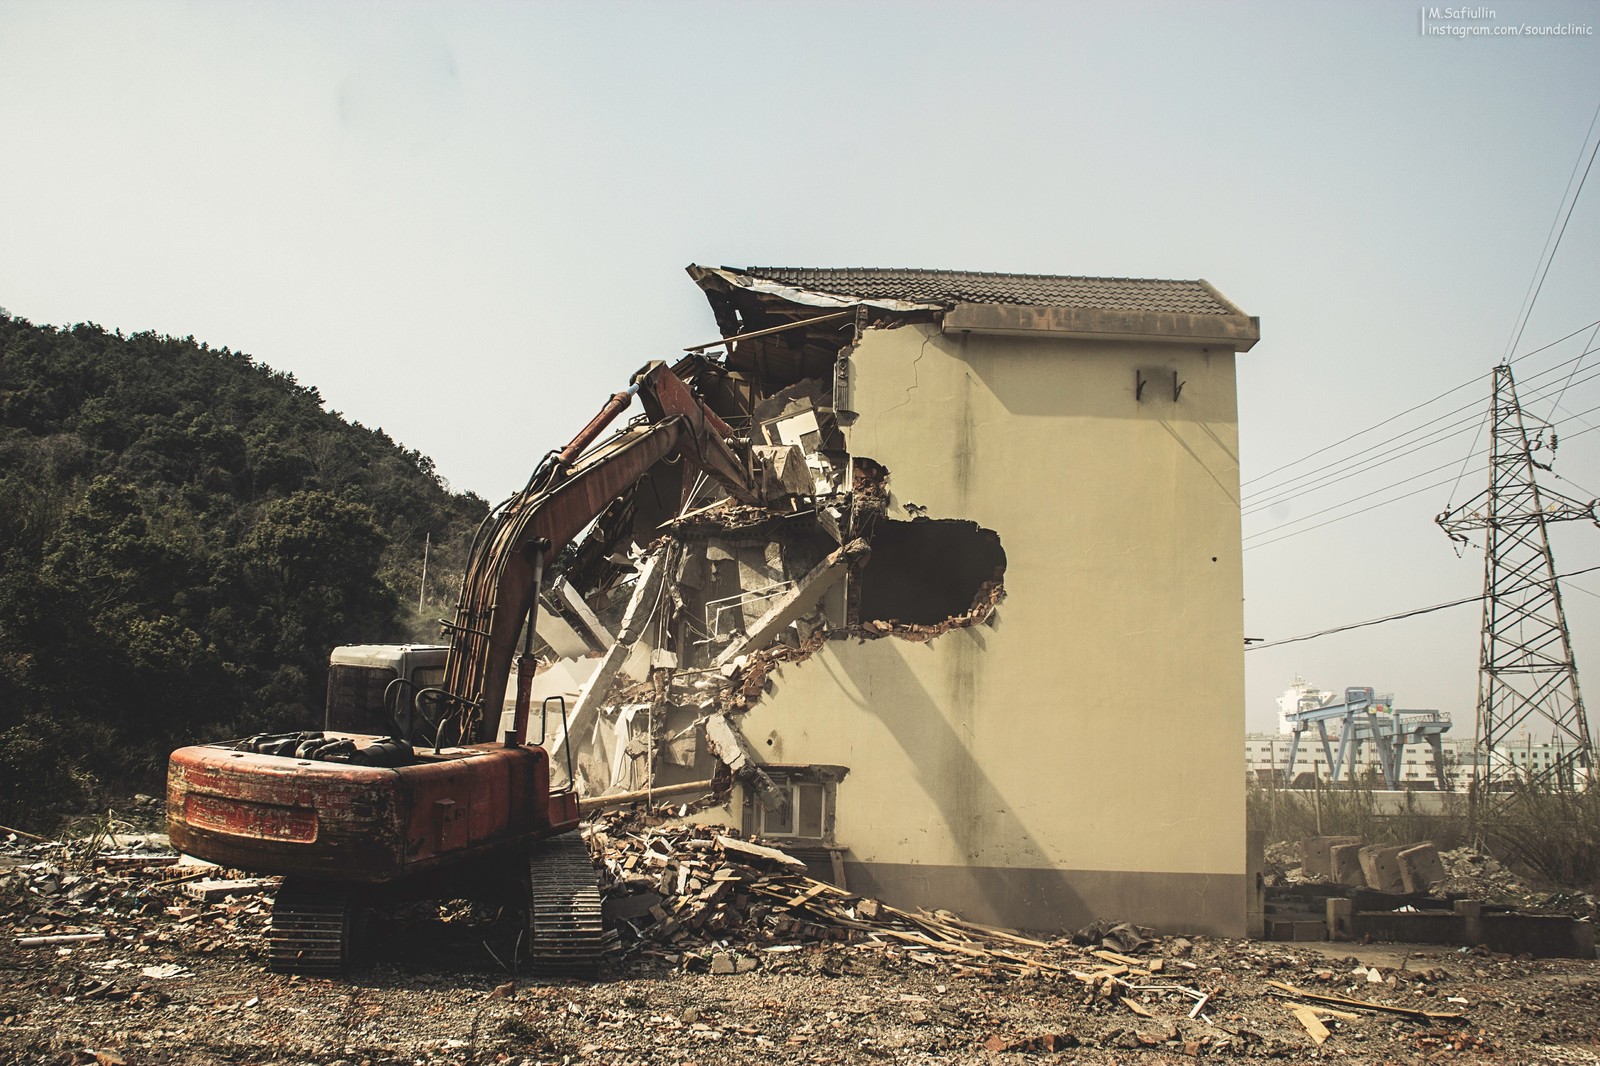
[{"left": 857, "top": 519, "right": 1005, "bottom": 626}]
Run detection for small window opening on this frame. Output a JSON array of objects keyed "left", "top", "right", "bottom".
[{"left": 740, "top": 766, "right": 844, "bottom": 843}]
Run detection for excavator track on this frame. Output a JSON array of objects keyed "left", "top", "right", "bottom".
[
  {"left": 267, "top": 880, "right": 353, "bottom": 974},
  {"left": 527, "top": 833, "right": 615, "bottom": 973}
]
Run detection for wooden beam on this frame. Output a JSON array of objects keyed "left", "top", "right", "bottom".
[{"left": 683, "top": 311, "right": 852, "bottom": 352}]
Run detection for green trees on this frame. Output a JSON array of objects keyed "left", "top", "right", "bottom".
[
  {"left": 236, "top": 490, "right": 397, "bottom": 721},
  {"left": 0, "top": 312, "right": 487, "bottom": 826}
]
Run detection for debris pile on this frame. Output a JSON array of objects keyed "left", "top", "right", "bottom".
[
  {"left": 1434, "top": 845, "right": 1533, "bottom": 902},
  {"left": 1, "top": 826, "right": 276, "bottom": 964},
  {"left": 588, "top": 812, "right": 1079, "bottom": 972},
  {"left": 584, "top": 811, "right": 1228, "bottom": 1014},
  {"left": 23, "top": 818, "right": 1600, "bottom": 1062}
]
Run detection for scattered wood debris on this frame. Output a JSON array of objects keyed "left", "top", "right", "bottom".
[
  {"left": 23, "top": 815, "right": 1600, "bottom": 1064},
  {"left": 587, "top": 811, "right": 1115, "bottom": 978}
]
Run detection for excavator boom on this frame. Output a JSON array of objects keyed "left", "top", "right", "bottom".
[
  {"left": 166, "top": 358, "right": 757, "bottom": 974},
  {"left": 442, "top": 360, "right": 758, "bottom": 735}
]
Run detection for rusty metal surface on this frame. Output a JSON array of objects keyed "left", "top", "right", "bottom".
[{"left": 168, "top": 742, "right": 559, "bottom": 882}]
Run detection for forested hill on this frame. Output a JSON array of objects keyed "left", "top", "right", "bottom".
[{"left": 0, "top": 311, "right": 489, "bottom": 824}]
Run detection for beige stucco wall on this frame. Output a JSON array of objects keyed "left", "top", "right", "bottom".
[{"left": 733, "top": 320, "right": 1248, "bottom": 935}]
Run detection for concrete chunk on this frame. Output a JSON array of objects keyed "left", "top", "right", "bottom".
[
  {"left": 1398, "top": 842, "right": 1446, "bottom": 893},
  {"left": 714, "top": 539, "right": 869, "bottom": 668},
  {"left": 1299, "top": 835, "right": 1361, "bottom": 879},
  {"left": 1330, "top": 843, "right": 1366, "bottom": 887},
  {"left": 1358, "top": 845, "right": 1406, "bottom": 893}
]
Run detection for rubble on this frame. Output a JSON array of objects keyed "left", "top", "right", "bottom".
[
  {"left": 585, "top": 811, "right": 1116, "bottom": 978},
  {"left": 1268, "top": 835, "right": 1597, "bottom": 958},
  {"left": 5, "top": 817, "right": 1600, "bottom": 1063}
]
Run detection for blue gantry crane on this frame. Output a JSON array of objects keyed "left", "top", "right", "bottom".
[{"left": 1282, "top": 687, "right": 1453, "bottom": 790}]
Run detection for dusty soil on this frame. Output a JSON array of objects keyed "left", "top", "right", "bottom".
[{"left": 3, "top": 825, "right": 1600, "bottom": 1065}]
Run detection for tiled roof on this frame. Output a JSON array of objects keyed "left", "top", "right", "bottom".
[{"left": 735, "top": 266, "right": 1241, "bottom": 316}]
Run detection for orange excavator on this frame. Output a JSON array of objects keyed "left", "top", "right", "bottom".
[{"left": 167, "top": 360, "right": 758, "bottom": 972}]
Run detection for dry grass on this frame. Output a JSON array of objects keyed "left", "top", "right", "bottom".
[
  {"left": 1479, "top": 778, "right": 1600, "bottom": 891},
  {"left": 1248, "top": 774, "right": 1600, "bottom": 891},
  {"left": 1246, "top": 777, "right": 1467, "bottom": 850}
]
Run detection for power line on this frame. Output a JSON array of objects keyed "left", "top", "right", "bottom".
[
  {"left": 1246, "top": 564, "right": 1600, "bottom": 651},
  {"left": 1243, "top": 396, "right": 1600, "bottom": 548},
  {"left": 1245, "top": 409, "right": 1483, "bottom": 515},
  {"left": 1501, "top": 96, "right": 1600, "bottom": 364},
  {"left": 1244, "top": 357, "right": 1600, "bottom": 516},
  {"left": 1547, "top": 322, "right": 1600, "bottom": 421},
  {"left": 1243, "top": 475, "right": 1459, "bottom": 551},
  {"left": 1242, "top": 319, "right": 1600, "bottom": 490},
  {"left": 1445, "top": 409, "right": 1491, "bottom": 509},
  {"left": 1245, "top": 341, "right": 1600, "bottom": 507}
]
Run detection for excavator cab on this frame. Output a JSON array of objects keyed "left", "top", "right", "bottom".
[{"left": 324, "top": 643, "right": 448, "bottom": 745}]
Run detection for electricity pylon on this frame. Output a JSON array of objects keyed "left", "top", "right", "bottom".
[{"left": 1436, "top": 364, "right": 1597, "bottom": 798}]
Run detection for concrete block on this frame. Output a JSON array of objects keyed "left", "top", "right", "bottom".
[
  {"left": 1329, "top": 843, "right": 1366, "bottom": 886},
  {"left": 1246, "top": 829, "right": 1266, "bottom": 940},
  {"left": 1326, "top": 897, "right": 1354, "bottom": 941},
  {"left": 1358, "top": 845, "right": 1406, "bottom": 893},
  {"left": 1299, "top": 835, "right": 1361, "bottom": 879},
  {"left": 1398, "top": 842, "right": 1446, "bottom": 893}
]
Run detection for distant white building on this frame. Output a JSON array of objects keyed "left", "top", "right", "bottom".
[
  {"left": 1246, "top": 724, "right": 1584, "bottom": 791},
  {"left": 1275, "top": 676, "right": 1337, "bottom": 735},
  {"left": 1244, "top": 731, "right": 1460, "bottom": 788}
]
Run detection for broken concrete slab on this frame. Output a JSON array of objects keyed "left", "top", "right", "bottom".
[
  {"left": 703, "top": 713, "right": 785, "bottom": 811},
  {"left": 714, "top": 539, "right": 868, "bottom": 668},
  {"left": 1330, "top": 844, "right": 1366, "bottom": 888},
  {"left": 714, "top": 834, "right": 806, "bottom": 869},
  {"left": 181, "top": 878, "right": 275, "bottom": 902},
  {"left": 752, "top": 444, "right": 813, "bottom": 500},
  {"left": 1299, "top": 836, "right": 1361, "bottom": 880},
  {"left": 553, "top": 550, "right": 669, "bottom": 759},
  {"left": 1398, "top": 842, "right": 1445, "bottom": 894},
  {"left": 555, "top": 578, "right": 614, "bottom": 649},
  {"left": 535, "top": 607, "right": 592, "bottom": 660},
  {"left": 1358, "top": 845, "right": 1406, "bottom": 894}
]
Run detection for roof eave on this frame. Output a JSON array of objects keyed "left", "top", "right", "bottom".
[
  {"left": 688, "top": 264, "right": 944, "bottom": 315},
  {"left": 941, "top": 302, "right": 1261, "bottom": 352}
]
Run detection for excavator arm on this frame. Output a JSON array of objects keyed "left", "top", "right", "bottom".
[{"left": 438, "top": 361, "right": 758, "bottom": 740}]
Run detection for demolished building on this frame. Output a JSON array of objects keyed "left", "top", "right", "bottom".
[{"left": 514, "top": 264, "right": 1260, "bottom": 936}]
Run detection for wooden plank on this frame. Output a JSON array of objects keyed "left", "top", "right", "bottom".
[
  {"left": 715, "top": 835, "right": 806, "bottom": 868},
  {"left": 920, "top": 910, "right": 1054, "bottom": 950},
  {"left": 0, "top": 822, "right": 51, "bottom": 843},
  {"left": 16, "top": 932, "right": 106, "bottom": 947},
  {"left": 1265, "top": 981, "right": 1465, "bottom": 1022},
  {"left": 1288, "top": 1004, "right": 1330, "bottom": 1045},
  {"left": 1092, "top": 949, "right": 1144, "bottom": 967},
  {"left": 783, "top": 883, "right": 830, "bottom": 909},
  {"left": 1122, "top": 997, "right": 1156, "bottom": 1018},
  {"left": 984, "top": 949, "right": 1078, "bottom": 975}
]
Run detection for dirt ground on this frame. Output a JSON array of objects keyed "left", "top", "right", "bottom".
[{"left": 3, "top": 821, "right": 1600, "bottom": 1066}]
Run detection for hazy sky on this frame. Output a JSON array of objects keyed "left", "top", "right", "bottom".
[{"left": 3, "top": 1, "right": 1598, "bottom": 734}]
